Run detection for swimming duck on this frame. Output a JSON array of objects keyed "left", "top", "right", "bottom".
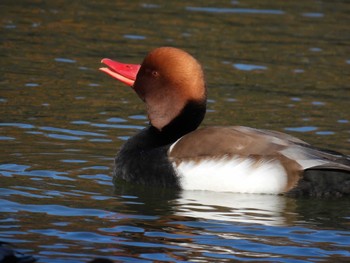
[{"left": 100, "top": 47, "right": 350, "bottom": 196}]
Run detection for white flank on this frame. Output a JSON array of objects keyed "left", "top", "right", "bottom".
[{"left": 173, "top": 157, "right": 288, "bottom": 194}]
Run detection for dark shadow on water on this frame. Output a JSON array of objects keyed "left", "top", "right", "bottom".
[
  {"left": 113, "top": 180, "right": 181, "bottom": 216},
  {"left": 113, "top": 180, "right": 350, "bottom": 230},
  {"left": 293, "top": 197, "right": 350, "bottom": 230}
]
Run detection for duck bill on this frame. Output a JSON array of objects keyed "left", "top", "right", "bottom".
[{"left": 99, "top": 58, "right": 141, "bottom": 87}]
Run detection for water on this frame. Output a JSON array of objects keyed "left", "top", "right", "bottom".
[{"left": 1, "top": 0, "right": 350, "bottom": 262}]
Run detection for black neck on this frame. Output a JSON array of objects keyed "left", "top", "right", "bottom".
[{"left": 151, "top": 99, "right": 207, "bottom": 145}]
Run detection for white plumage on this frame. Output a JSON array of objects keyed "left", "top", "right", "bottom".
[{"left": 173, "top": 156, "right": 288, "bottom": 194}]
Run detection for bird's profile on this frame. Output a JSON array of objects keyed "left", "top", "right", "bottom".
[{"left": 100, "top": 47, "right": 350, "bottom": 197}]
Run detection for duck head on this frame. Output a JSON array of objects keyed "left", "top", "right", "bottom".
[{"left": 100, "top": 47, "right": 207, "bottom": 131}]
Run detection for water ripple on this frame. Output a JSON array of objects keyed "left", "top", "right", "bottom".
[
  {"left": 99, "top": 226, "right": 144, "bottom": 233},
  {"left": 54, "top": 58, "right": 76, "bottom": 63},
  {"left": 0, "top": 188, "right": 51, "bottom": 199},
  {"left": 186, "top": 6, "right": 285, "bottom": 15},
  {"left": 0, "top": 164, "right": 74, "bottom": 181},
  {"left": 39, "top": 126, "right": 105, "bottom": 137},
  {"left": 0, "top": 199, "right": 111, "bottom": 217},
  {"left": 173, "top": 220, "right": 350, "bottom": 260},
  {"left": 233, "top": 63, "right": 268, "bottom": 71},
  {"left": 0, "top": 123, "right": 35, "bottom": 129},
  {"left": 30, "top": 229, "right": 124, "bottom": 243},
  {"left": 284, "top": 126, "right": 318, "bottom": 132}
]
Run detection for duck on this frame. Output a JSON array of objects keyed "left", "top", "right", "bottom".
[{"left": 100, "top": 47, "right": 350, "bottom": 197}]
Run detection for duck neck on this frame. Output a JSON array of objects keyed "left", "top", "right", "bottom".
[{"left": 152, "top": 99, "right": 207, "bottom": 145}]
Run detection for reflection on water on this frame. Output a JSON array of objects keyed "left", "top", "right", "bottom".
[
  {"left": 1, "top": 0, "right": 350, "bottom": 262},
  {"left": 177, "top": 192, "right": 289, "bottom": 226},
  {"left": 1, "top": 177, "right": 349, "bottom": 262}
]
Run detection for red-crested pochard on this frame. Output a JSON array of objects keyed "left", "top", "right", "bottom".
[{"left": 100, "top": 47, "right": 350, "bottom": 197}]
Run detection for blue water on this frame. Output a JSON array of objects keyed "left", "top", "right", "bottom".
[{"left": 1, "top": 169, "right": 350, "bottom": 262}]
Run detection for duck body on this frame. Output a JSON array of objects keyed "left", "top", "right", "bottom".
[{"left": 100, "top": 47, "right": 350, "bottom": 196}]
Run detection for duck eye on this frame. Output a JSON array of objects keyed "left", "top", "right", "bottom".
[{"left": 152, "top": 70, "right": 159, "bottom": 77}]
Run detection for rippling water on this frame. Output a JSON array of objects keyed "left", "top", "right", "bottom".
[{"left": 1, "top": 0, "right": 349, "bottom": 262}]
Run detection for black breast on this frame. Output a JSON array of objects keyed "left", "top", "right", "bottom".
[
  {"left": 113, "top": 127, "right": 180, "bottom": 188},
  {"left": 112, "top": 100, "right": 206, "bottom": 188}
]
